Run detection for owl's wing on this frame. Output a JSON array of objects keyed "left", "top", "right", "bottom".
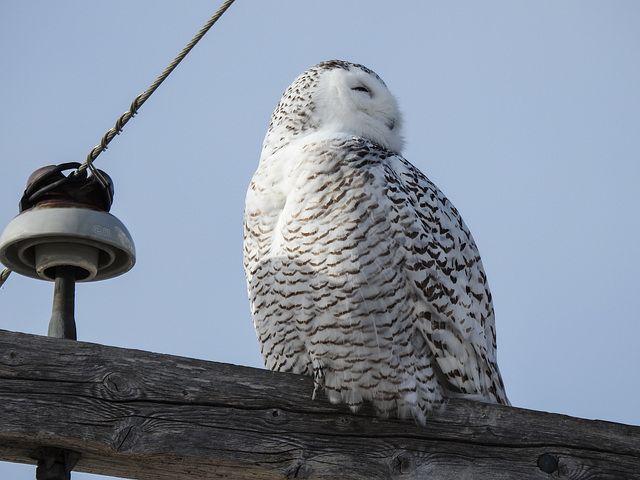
[{"left": 379, "top": 152, "right": 509, "bottom": 405}]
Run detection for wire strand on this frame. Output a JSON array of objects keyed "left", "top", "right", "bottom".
[
  {"left": 78, "top": 0, "right": 237, "bottom": 175},
  {"left": 0, "top": 268, "right": 10, "bottom": 289}
]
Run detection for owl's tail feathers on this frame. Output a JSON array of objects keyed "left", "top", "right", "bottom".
[{"left": 443, "top": 387, "right": 511, "bottom": 407}]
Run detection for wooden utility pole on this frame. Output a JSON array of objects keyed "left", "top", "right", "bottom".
[{"left": 0, "top": 329, "right": 638, "bottom": 479}]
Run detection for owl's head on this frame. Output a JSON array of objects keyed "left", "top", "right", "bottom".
[{"left": 265, "top": 60, "right": 404, "bottom": 154}]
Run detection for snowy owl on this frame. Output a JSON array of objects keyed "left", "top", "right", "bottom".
[{"left": 244, "top": 60, "right": 509, "bottom": 425}]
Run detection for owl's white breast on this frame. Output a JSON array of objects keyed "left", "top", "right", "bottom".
[{"left": 246, "top": 132, "right": 343, "bottom": 264}]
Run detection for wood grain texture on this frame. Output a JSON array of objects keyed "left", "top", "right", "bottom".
[{"left": 0, "top": 329, "right": 638, "bottom": 479}]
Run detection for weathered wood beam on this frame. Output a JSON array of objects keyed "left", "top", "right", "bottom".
[{"left": 0, "top": 329, "right": 638, "bottom": 480}]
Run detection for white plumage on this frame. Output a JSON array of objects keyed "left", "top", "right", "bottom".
[{"left": 244, "top": 60, "right": 509, "bottom": 425}]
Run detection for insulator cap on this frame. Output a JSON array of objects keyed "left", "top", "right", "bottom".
[
  {"left": 20, "top": 163, "right": 114, "bottom": 213},
  {"left": 0, "top": 206, "right": 135, "bottom": 282}
]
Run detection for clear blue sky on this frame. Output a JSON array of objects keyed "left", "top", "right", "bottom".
[{"left": 1, "top": 2, "right": 639, "bottom": 478}]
